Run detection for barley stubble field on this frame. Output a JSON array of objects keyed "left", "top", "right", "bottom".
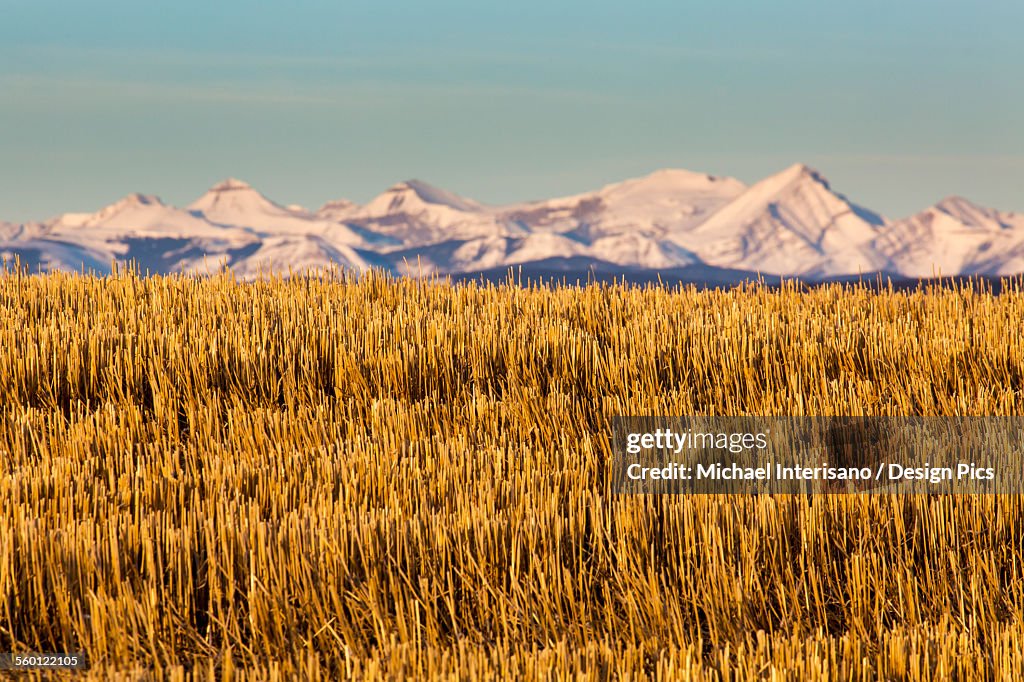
[{"left": 2, "top": 268, "right": 1024, "bottom": 680}]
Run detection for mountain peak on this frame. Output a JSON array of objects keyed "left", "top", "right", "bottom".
[
  {"left": 400, "top": 179, "right": 478, "bottom": 207},
  {"left": 718, "top": 163, "right": 836, "bottom": 211},
  {"left": 363, "top": 179, "right": 481, "bottom": 215},
  {"left": 87, "top": 192, "right": 165, "bottom": 221},
  {"left": 935, "top": 195, "right": 981, "bottom": 213},
  {"left": 776, "top": 163, "right": 829, "bottom": 187},
  {"left": 603, "top": 168, "right": 747, "bottom": 198},
  {"left": 120, "top": 193, "right": 164, "bottom": 207},
  {"left": 644, "top": 168, "right": 725, "bottom": 184},
  {"left": 316, "top": 198, "right": 359, "bottom": 220},
  {"left": 712, "top": 164, "right": 849, "bottom": 215},
  {"left": 188, "top": 178, "right": 285, "bottom": 220},
  {"left": 208, "top": 178, "right": 253, "bottom": 192},
  {"left": 688, "top": 161, "right": 887, "bottom": 276},
  {"left": 926, "top": 195, "right": 1011, "bottom": 230},
  {"left": 319, "top": 198, "right": 357, "bottom": 211},
  {"left": 398, "top": 178, "right": 436, "bottom": 192}
]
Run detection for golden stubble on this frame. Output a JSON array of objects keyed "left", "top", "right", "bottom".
[{"left": 1, "top": 267, "right": 1023, "bottom": 680}]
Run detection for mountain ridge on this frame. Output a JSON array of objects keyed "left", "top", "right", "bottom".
[{"left": 3, "top": 165, "right": 1023, "bottom": 283}]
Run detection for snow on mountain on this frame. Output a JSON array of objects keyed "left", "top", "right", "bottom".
[
  {"left": 686, "top": 164, "right": 889, "bottom": 277},
  {"left": 588, "top": 234, "right": 700, "bottom": 269},
  {"left": 386, "top": 232, "right": 694, "bottom": 275},
  {"left": 388, "top": 233, "right": 583, "bottom": 275},
  {"left": 933, "top": 196, "right": 1022, "bottom": 231},
  {"left": 0, "top": 238, "right": 111, "bottom": 274},
  {"left": 877, "top": 197, "right": 1024, "bottom": 277},
  {"left": 313, "top": 199, "right": 408, "bottom": 249},
  {"left": 362, "top": 179, "right": 482, "bottom": 215},
  {"left": 503, "top": 233, "right": 588, "bottom": 266},
  {"left": 37, "top": 191, "right": 260, "bottom": 273},
  {"left": 499, "top": 168, "right": 746, "bottom": 241},
  {"left": 188, "top": 178, "right": 287, "bottom": 222},
  {"left": 4, "top": 165, "right": 1024, "bottom": 281},
  {"left": 316, "top": 198, "right": 360, "bottom": 222},
  {"left": 228, "top": 235, "right": 385, "bottom": 279},
  {"left": 381, "top": 167, "right": 744, "bottom": 272},
  {"left": 347, "top": 180, "right": 511, "bottom": 246},
  {"left": 0, "top": 220, "right": 50, "bottom": 243},
  {"left": 189, "top": 178, "right": 371, "bottom": 247},
  {"left": 51, "top": 193, "right": 239, "bottom": 238}
]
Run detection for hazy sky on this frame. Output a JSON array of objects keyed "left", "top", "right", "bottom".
[{"left": 2, "top": 0, "right": 1021, "bottom": 222}]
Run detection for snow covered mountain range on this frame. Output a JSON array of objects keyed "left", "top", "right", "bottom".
[{"left": 3, "top": 164, "right": 1023, "bottom": 282}]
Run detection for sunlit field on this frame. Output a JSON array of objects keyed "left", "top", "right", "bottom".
[{"left": 2, "top": 268, "right": 1024, "bottom": 679}]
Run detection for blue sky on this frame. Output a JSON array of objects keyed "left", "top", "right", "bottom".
[{"left": 1, "top": 0, "right": 1021, "bottom": 221}]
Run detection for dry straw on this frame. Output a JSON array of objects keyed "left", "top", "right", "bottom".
[{"left": 1, "top": 265, "right": 1023, "bottom": 679}]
